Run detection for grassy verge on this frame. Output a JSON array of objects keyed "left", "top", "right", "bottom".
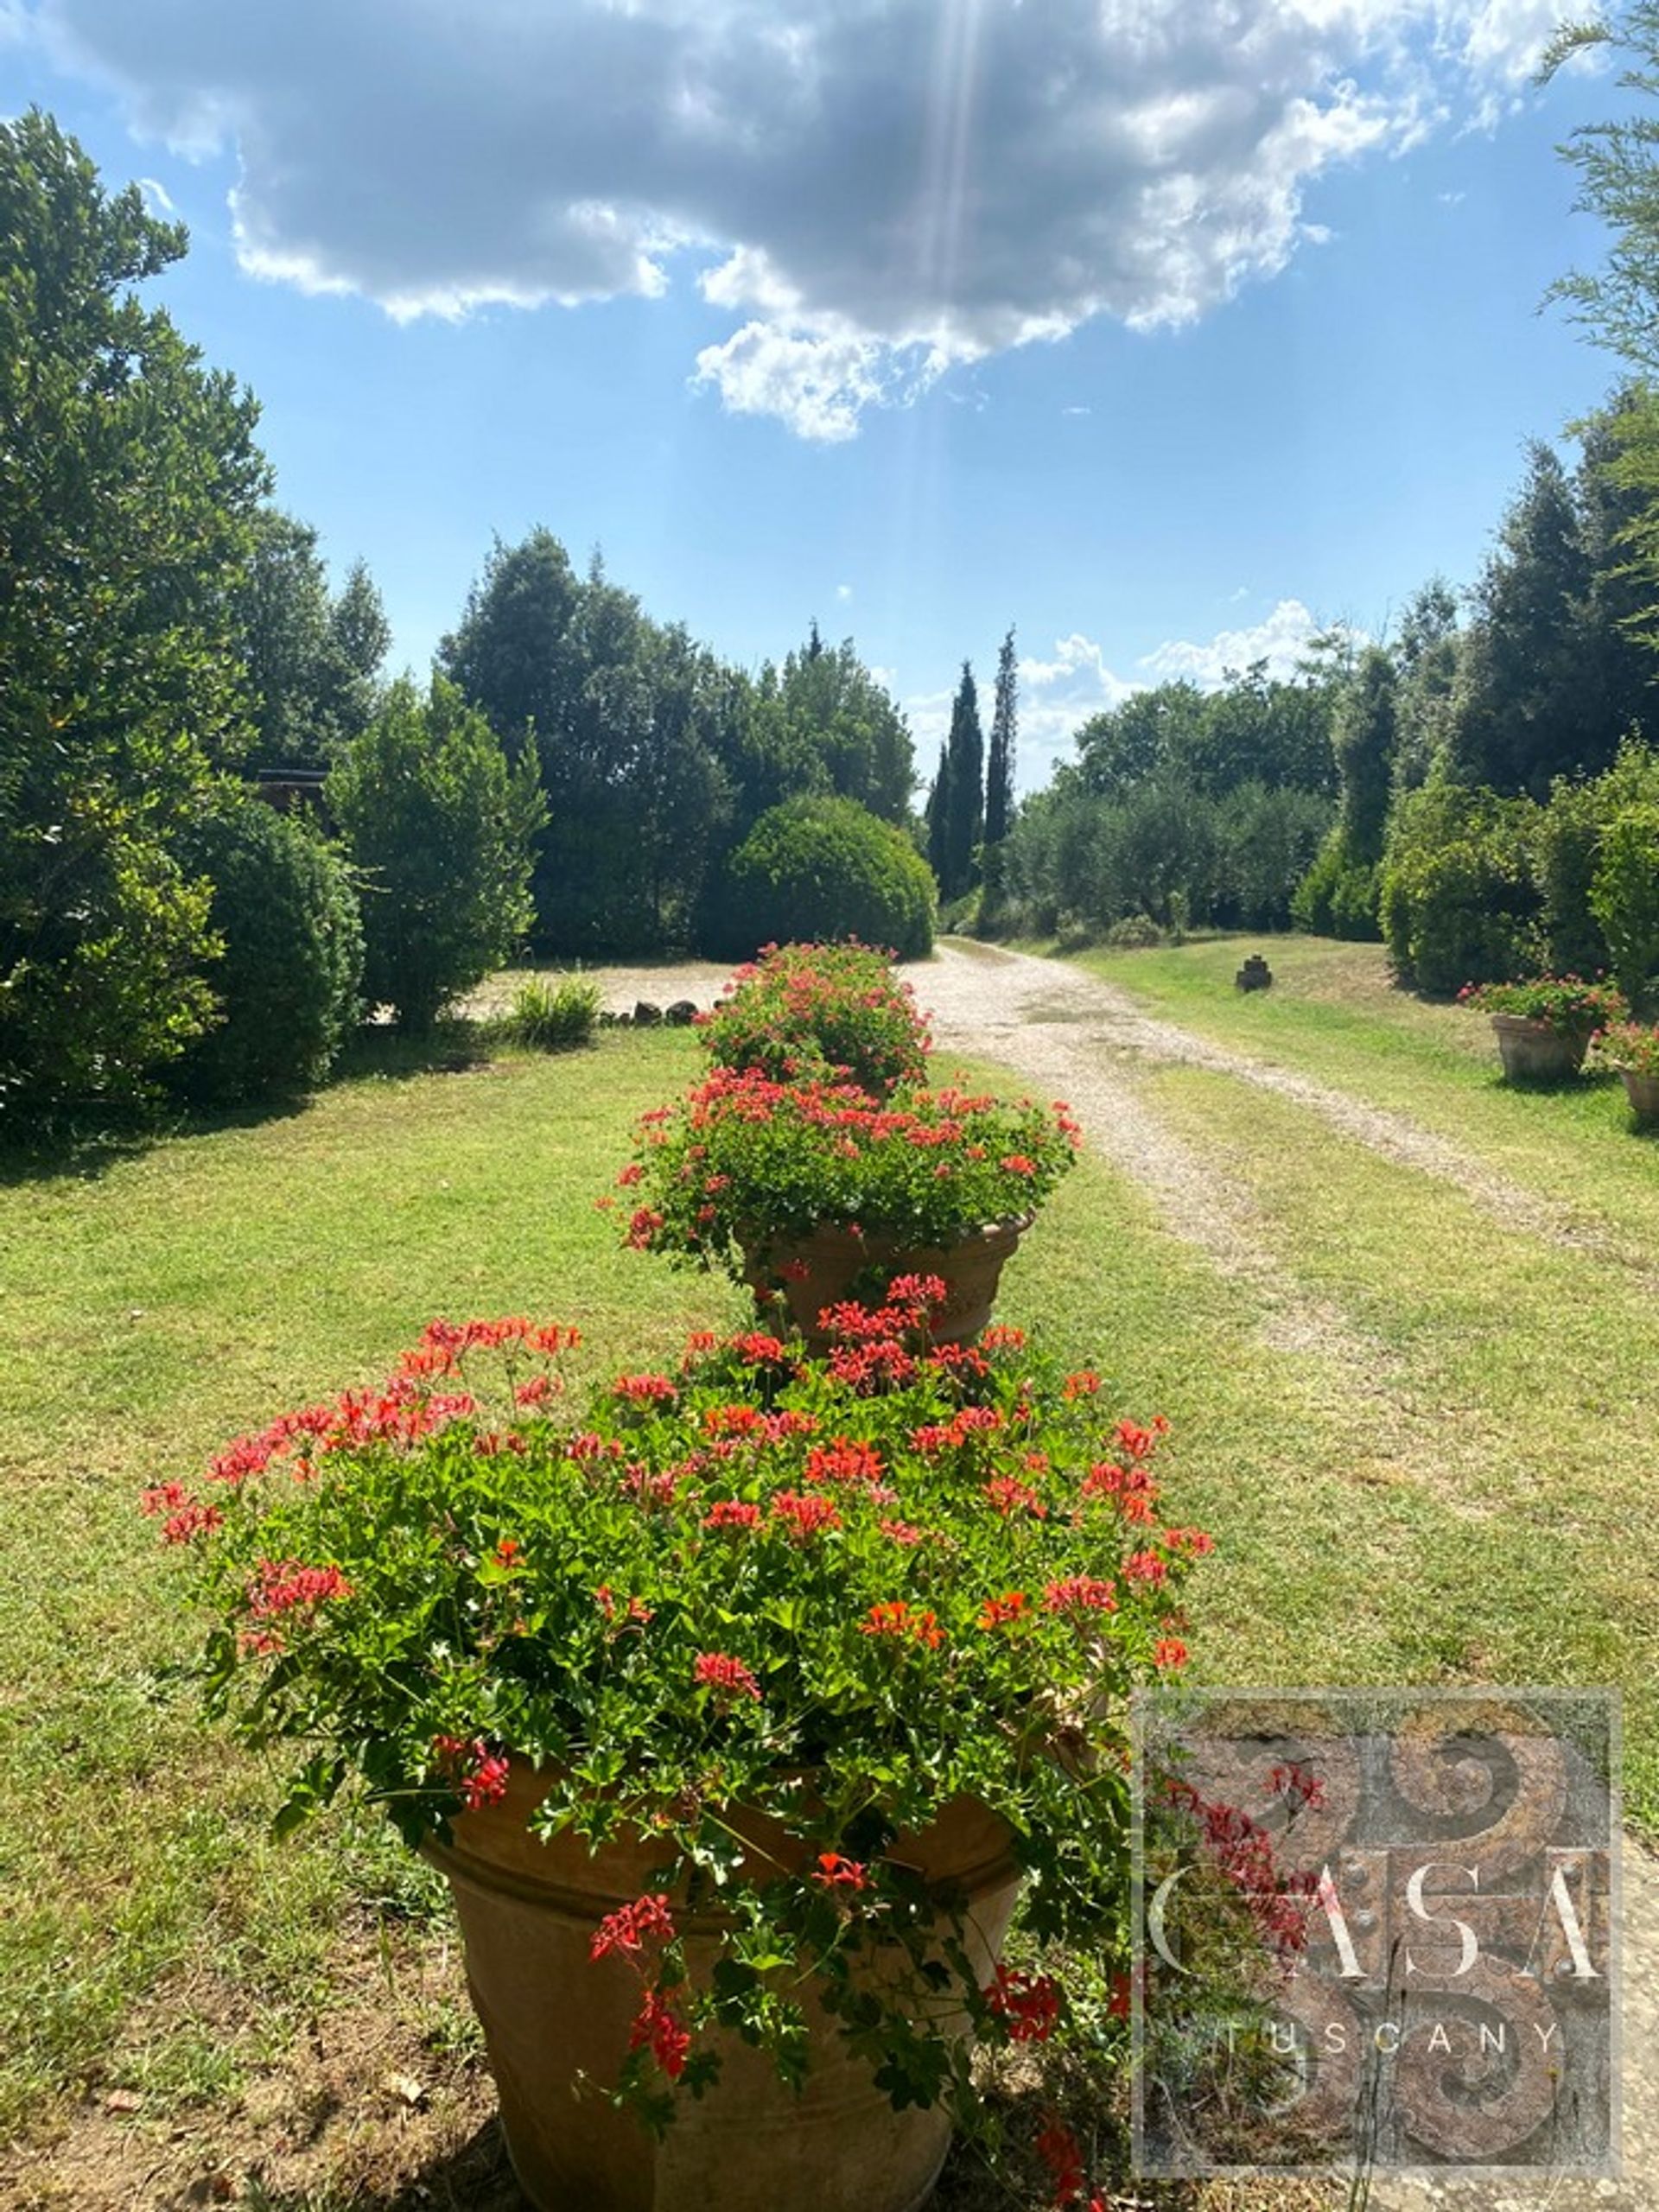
[{"left": 1035, "top": 931, "right": 1659, "bottom": 1250}]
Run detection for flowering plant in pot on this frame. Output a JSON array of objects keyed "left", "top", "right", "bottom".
[
  {"left": 1459, "top": 976, "right": 1630, "bottom": 1081},
  {"left": 1592, "top": 1020, "right": 1659, "bottom": 1119},
  {"left": 698, "top": 939, "right": 931, "bottom": 1097},
  {"left": 146, "top": 1287, "right": 1204, "bottom": 2212},
  {"left": 613, "top": 1071, "right": 1081, "bottom": 1346}
]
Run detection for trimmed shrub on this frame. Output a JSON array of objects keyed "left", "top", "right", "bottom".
[
  {"left": 1380, "top": 785, "right": 1541, "bottom": 994},
  {"left": 499, "top": 973, "right": 601, "bottom": 1051},
  {"left": 174, "top": 794, "right": 364, "bottom": 1103},
  {"left": 702, "top": 941, "right": 930, "bottom": 1095},
  {"left": 1293, "top": 833, "right": 1381, "bottom": 940},
  {"left": 711, "top": 797, "right": 937, "bottom": 962},
  {"left": 1535, "top": 780, "right": 1606, "bottom": 978},
  {"left": 327, "top": 676, "right": 545, "bottom": 1033},
  {"left": 1592, "top": 804, "right": 1659, "bottom": 1007}
]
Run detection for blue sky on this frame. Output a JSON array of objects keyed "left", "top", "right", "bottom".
[{"left": 0, "top": 0, "right": 1632, "bottom": 786}]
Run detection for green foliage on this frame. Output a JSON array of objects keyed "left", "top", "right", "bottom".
[
  {"left": 620, "top": 1072, "right": 1077, "bottom": 1280},
  {"left": 1546, "top": 6, "right": 1659, "bottom": 383},
  {"left": 173, "top": 794, "right": 364, "bottom": 1103},
  {"left": 0, "top": 111, "right": 269, "bottom": 1118},
  {"left": 499, "top": 973, "right": 602, "bottom": 1052},
  {"left": 1391, "top": 578, "right": 1463, "bottom": 794},
  {"left": 1332, "top": 646, "right": 1397, "bottom": 862},
  {"left": 1535, "top": 738, "right": 1659, "bottom": 977},
  {"left": 158, "top": 1306, "right": 1192, "bottom": 2133},
  {"left": 985, "top": 629, "right": 1018, "bottom": 850},
  {"left": 756, "top": 624, "right": 916, "bottom": 827},
  {"left": 1591, "top": 802, "right": 1659, "bottom": 1004},
  {"left": 1446, "top": 443, "right": 1616, "bottom": 798},
  {"left": 715, "top": 797, "right": 937, "bottom": 963},
  {"left": 327, "top": 676, "right": 545, "bottom": 1033},
  {"left": 1292, "top": 834, "right": 1381, "bottom": 940},
  {"left": 1212, "top": 782, "right": 1333, "bottom": 929},
  {"left": 701, "top": 942, "right": 930, "bottom": 1096},
  {"left": 233, "top": 511, "right": 390, "bottom": 768},
  {"left": 1103, "top": 913, "right": 1161, "bottom": 949},
  {"left": 440, "top": 544, "right": 915, "bottom": 957},
  {"left": 1379, "top": 785, "right": 1542, "bottom": 993},
  {"left": 926, "top": 664, "right": 985, "bottom": 901}
]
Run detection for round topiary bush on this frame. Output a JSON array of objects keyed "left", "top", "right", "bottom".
[
  {"left": 175, "top": 793, "right": 365, "bottom": 1103},
  {"left": 711, "top": 797, "right": 937, "bottom": 962}
]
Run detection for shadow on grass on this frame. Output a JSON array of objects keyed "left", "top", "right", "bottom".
[
  {"left": 232, "top": 2120, "right": 523, "bottom": 2212},
  {"left": 0, "top": 1024, "right": 503, "bottom": 1188}
]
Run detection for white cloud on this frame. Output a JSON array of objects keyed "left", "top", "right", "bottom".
[
  {"left": 835, "top": 582, "right": 853, "bottom": 602},
  {"left": 22, "top": 0, "right": 1558, "bottom": 438},
  {"left": 1141, "top": 596, "right": 1361, "bottom": 684},
  {"left": 137, "top": 175, "right": 175, "bottom": 213}
]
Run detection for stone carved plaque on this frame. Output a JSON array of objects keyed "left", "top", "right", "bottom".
[{"left": 1132, "top": 1688, "right": 1618, "bottom": 2177}]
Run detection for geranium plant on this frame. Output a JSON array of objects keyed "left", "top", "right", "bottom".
[
  {"left": 1458, "top": 975, "right": 1630, "bottom": 1031},
  {"left": 145, "top": 1285, "right": 1203, "bottom": 2143},
  {"left": 612, "top": 1070, "right": 1080, "bottom": 1283},
  {"left": 1592, "top": 1020, "right": 1659, "bottom": 1076},
  {"left": 699, "top": 941, "right": 931, "bottom": 1097}
]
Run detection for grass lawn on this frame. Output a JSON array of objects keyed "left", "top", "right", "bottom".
[{"left": 1, "top": 957, "right": 1648, "bottom": 2204}]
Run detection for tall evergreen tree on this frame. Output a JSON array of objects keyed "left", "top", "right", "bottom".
[
  {"left": 986, "top": 627, "right": 1018, "bottom": 848},
  {"left": 925, "top": 741, "right": 953, "bottom": 884},
  {"left": 938, "top": 663, "right": 984, "bottom": 899},
  {"left": 1448, "top": 444, "right": 1610, "bottom": 798},
  {"left": 1332, "top": 647, "right": 1397, "bottom": 865}
]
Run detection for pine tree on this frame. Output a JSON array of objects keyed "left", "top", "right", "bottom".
[{"left": 986, "top": 627, "right": 1018, "bottom": 848}]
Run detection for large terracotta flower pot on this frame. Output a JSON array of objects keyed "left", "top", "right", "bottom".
[
  {"left": 423, "top": 1764, "right": 1021, "bottom": 2212},
  {"left": 741, "top": 1217, "right": 1031, "bottom": 1352},
  {"left": 1619, "top": 1066, "right": 1659, "bottom": 1121},
  {"left": 1490, "top": 1014, "right": 1590, "bottom": 1083}
]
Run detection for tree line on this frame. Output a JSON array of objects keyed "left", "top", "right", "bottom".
[{"left": 1, "top": 111, "right": 940, "bottom": 1125}]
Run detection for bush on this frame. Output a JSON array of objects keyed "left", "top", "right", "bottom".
[
  {"left": 1379, "top": 785, "right": 1541, "bottom": 993},
  {"left": 327, "top": 677, "right": 546, "bottom": 1033},
  {"left": 174, "top": 794, "right": 364, "bottom": 1103},
  {"left": 499, "top": 972, "right": 601, "bottom": 1051},
  {"left": 1293, "top": 833, "right": 1380, "bottom": 941},
  {"left": 1103, "top": 912, "right": 1161, "bottom": 949},
  {"left": 1213, "top": 782, "right": 1334, "bottom": 930},
  {"left": 702, "top": 942, "right": 930, "bottom": 1095},
  {"left": 1591, "top": 804, "right": 1659, "bottom": 1007},
  {"left": 711, "top": 797, "right": 936, "bottom": 961}
]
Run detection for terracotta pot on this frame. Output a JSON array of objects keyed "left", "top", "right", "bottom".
[
  {"left": 423, "top": 1764, "right": 1021, "bottom": 2212},
  {"left": 1490, "top": 1014, "right": 1590, "bottom": 1083},
  {"left": 1619, "top": 1066, "right": 1659, "bottom": 1121},
  {"left": 741, "top": 1217, "right": 1032, "bottom": 1353}
]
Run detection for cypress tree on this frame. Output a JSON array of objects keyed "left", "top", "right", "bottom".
[
  {"left": 941, "top": 662, "right": 984, "bottom": 898},
  {"left": 986, "top": 627, "right": 1018, "bottom": 848}
]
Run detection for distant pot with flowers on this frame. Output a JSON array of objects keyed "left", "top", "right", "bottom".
[
  {"left": 1459, "top": 976, "right": 1630, "bottom": 1082},
  {"left": 697, "top": 939, "right": 932, "bottom": 1097},
  {"left": 613, "top": 1070, "right": 1080, "bottom": 1348},
  {"left": 1592, "top": 1021, "right": 1659, "bottom": 1121},
  {"left": 147, "top": 1292, "right": 1205, "bottom": 2212}
]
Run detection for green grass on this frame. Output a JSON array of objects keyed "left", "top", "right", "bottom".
[
  {"left": 1046, "top": 931, "right": 1659, "bottom": 1249},
  {"left": 2, "top": 966, "right": 1650, "bottom": 2202}
]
